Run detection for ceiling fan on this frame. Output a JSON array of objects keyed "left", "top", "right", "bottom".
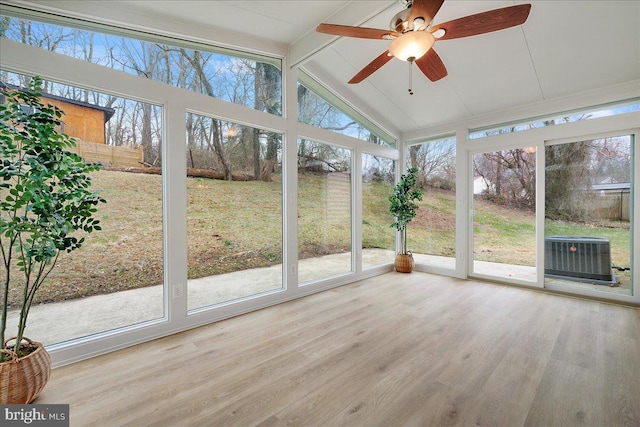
[{"left": 316, "top": 0, "right": 531, "bottom": 91}]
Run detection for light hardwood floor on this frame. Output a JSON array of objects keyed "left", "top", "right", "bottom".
[{"left": 37, "top": 272, "right": 640, "bottom": 426}]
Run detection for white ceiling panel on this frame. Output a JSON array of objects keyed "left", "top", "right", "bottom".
[
  {"left": 439, "top": 28, "right": 542, "bottom": 115},
  {"left": 115, "top": 0, "right": 351, "bottom": 45},
  {"left": 523, "top": 1, "right": 640, "bottom": 99}
]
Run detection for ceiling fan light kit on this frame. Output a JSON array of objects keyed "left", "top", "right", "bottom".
[
  {"left": 316, "top": 0, "right": 531, "bottom": 90},
  {"left": 389, "top": 31, "right": 435, "bottom": 62}
]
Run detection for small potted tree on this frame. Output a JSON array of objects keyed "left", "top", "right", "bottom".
[
  {"left": 0, "top": 76, "right": 105, "bottom": 403},
  {"left": 389, "top": 167, "right": 423, "bottom": 273}
]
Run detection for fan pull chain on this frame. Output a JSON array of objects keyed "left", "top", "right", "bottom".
[{"left": 408, "top": 61, "right": 414, "bottom": 95}]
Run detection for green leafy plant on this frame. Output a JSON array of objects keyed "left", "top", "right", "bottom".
[
  {"left": 0, "top": 77, "right": 105, "bottom": 361},
  {"left": 389, "top": 167, "right": 423, "bottom": 255}
]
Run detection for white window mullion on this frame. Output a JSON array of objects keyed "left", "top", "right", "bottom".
[
  {"left": 535, "top": 141, "right": 546, "bottom": 288},
  {"left": 633, "top": 130, "right": 640, "bottom": 299},
  {"left": 284, "top": 62, "right": 300, "bottom": 294},
  {"left": 164, "top": 99, "right": 188, "bottom": 325},
  {"left": 353, "top": 149, "right": 363, "bottom": 273},
  {"left": 456, "top": 128, "right": 469, "bottom": 279}
]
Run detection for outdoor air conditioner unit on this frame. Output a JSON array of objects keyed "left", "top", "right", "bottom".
[{"left": 544, "top": 236, "right": 615, "bottom": 284}]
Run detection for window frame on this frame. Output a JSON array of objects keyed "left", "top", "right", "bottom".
[{"left": 298, "top": 69, "right": 396, "bottom": 147}]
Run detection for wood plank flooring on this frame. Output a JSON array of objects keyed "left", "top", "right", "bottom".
[{"left": 36, "top": 272, "right": 640, "bottom": 426}]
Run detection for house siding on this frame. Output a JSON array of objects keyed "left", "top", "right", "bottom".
[{"left": 42, "top": 96, "right": 107, "bottom": 144}]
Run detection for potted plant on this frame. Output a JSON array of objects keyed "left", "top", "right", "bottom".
[
  {"left": 0, "top": 76, "right": 105, "bottom": 403},
  {"left": 389, "top": 167, "right": 423, "bottom": 273}
]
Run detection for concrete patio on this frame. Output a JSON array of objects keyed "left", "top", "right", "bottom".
[
  {"left": 5, "top": 249, "right": 394, "bottom": 346},
  {"left": 5, "top": 250, "right": 630, "bottom": 347}
]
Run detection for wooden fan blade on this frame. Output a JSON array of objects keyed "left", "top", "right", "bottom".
[
  {"left": 430, "top": 4, "right": 531, "bottom": 40},
  {"left": 415, "top": 49, "right": 448, "bottom": 82},
  {"left": 316, "top": 23, "right": 398, "bottom": 40},
  {"left": 408, "top": 0, "right": 445, "bottom": 29},
  {"left": 349, "top": 50, "right": 394, "bottom": 84}
]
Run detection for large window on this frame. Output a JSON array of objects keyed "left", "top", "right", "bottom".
[
  {"left": 1, "top": 13, "right": 282, "bottom": 115},
  {"left": 298, "top": 71, "right": 395, "bottom": 147},
  {"left": 186, "top": 113, "right": 283, "bottom": 310},
  {"left": 1, "top": 72, "right": 165, "bottom": 345},
  {"left": 545, "top": 135, "right": 634, "bottom": 296},
  {"left": 362, "top": 154, "right": 395, "bottom": 269},
  {"left": 298, "top": 139, "right": 352, "bottom": 283},
  {"left": 407, "top": 137, "right": 457, "bottom": 269},
  {"left": 469, "top": 99, "right": 640, "bottom": 139}
]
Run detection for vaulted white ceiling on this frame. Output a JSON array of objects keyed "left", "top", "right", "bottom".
[
  {"left": 14, "top": 0, "right": 640, "bottom": 138},
  {"left": 301, "top": 1, "right": 640, "bottom": 136}
]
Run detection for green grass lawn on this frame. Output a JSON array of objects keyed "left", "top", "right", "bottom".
[
  {"left": 3, "top": 169, "right": 632, "bottom": 306},
  {"left": 410, "top": 190, "right": 630, "bottom": 269},
  {"left": 471, "top": 196, "right": 537, "bottom": 266}
]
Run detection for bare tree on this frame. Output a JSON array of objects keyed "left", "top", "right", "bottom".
[
  {"left": 408, "top": 139, "right": 455, "bottom": 189},
  {"left": 258, "top": 63, "right": 282, "bottom": 181},
  {"left": 298, "top": 84, "right": 357, "bottom": 172},
  {"left": 118, "top": 39, "right": 164, "bottom": 162},
  {"left": 473, "top": 148, "right": 536, "bottom": 210},
  {"left": 545, "top": 141, "right": 592, "bottom": 220}
]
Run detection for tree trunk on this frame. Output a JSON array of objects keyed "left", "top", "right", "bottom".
[
  {"left": 259, "top": 63, "right": 282, "bottom": 181},
  {"left": 252, "top": 128, "right": 261, "bottom": 180},
  {"left": 141, "top": 103, "right": 153, "bottom": 164},
  {"left": 103, "top": 165, "right": 253, "bottom": 181},
  {"left": 211, "top": 119, "right": 231, "bottom": 180}
]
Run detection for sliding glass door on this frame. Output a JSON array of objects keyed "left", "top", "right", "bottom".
[
  {"left": 544, "top": 135, "right": 634, "bottom": 296},
  {"left": 471, "top": 148, "right": 537, "bottom": 283}
]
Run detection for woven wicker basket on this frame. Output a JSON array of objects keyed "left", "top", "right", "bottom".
[
  {"left": 394, "top": 252, "right": 415, "bottom": 273},
  {"left": 0, "top": 337, "right": 52, "bottom": 404}
]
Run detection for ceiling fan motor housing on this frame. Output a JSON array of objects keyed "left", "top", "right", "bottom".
[{"left": 390, "top": 9, "right": 411, "bottom": 33}]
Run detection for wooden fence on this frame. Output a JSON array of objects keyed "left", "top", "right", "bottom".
[
  {"left": 70, "top": 140, "right": 144, "bottom": 168},
  {"left": 594, "top": 190, "right": 630, "bottom": 222}
]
